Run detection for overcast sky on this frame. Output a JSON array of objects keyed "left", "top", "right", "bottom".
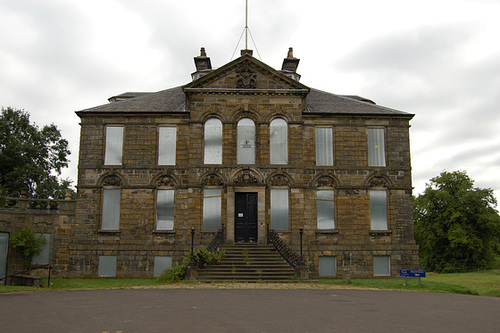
[{"left": 2, "top": 0, "right": 499, "bottom": 200}]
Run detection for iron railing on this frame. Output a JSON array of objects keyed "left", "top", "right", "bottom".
[
  {"left": 267, "top": 228, "right": 305, "bottom": 269},
  {"left": 1, "top": 264, "right": 52, "bottom": 288},
  {"left": 195, "top": 224, "right": 225, "bottom": 269}
]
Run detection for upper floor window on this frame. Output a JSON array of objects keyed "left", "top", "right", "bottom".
[
  {"left": 370, "top": 190, "right": 388, "bottom": 230},
  {"left": 158, "top": 127, "right": 177, "bottom": 165},
  {"left": 237, "top": 118, "right": 255, "bottom": 164},
  {"left": 102, "top": 188, "right": 121, "bottom": 230},
  {"left": 104, "top": 126, "right": 123, "bottom": 165},
  {"left": 270, "top": 118, "right": 288, "bottom": 165},
  {"left": 317, "top": 190, "right": 335, "bottom": 230},
  {"left": 368, "top": 128, "right": 386, "bottom": 167},
  {"left": 316, "top": 127, "right": 333, "bottom": 166},
  {"left": 156, "top": 189, "right": 174, "bottom": 230},
  {"left": 204, "top": 118, "right": 222, "bottom": 164}
]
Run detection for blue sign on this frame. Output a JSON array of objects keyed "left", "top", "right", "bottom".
[{"left": 400, "top": 270, "right": 426, "bottom": 278}]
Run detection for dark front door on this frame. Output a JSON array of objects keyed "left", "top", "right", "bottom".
[{"left": 235, "top": 193, "right": 258, "bottom": 243}]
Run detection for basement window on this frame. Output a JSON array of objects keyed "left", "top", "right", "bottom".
[
  {"left": 98, "top": 255, "right": 117, "bottom": 277},
  {"left": 373, "top": 255, "right": 391, "bottom": 276},
  {"left": 319, "top": 256, "right": 337, "bottom": 276},
  {"left": 154, "top": 256, "right": 172, "bottom": 277}
]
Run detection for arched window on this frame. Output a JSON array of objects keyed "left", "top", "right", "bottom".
[
  {"left": 237, "top": 118, "right": 255, "bottom": 164},
  {"left": 204, "top": 118, "right": 222, "bottom": 164},
  {"left": 270, "top": 118, "right": 288, "bottom": 164}
]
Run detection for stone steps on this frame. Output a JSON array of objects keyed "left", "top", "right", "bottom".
[{"left": 197, "top": 244, "right": 296, "bottom": 282}]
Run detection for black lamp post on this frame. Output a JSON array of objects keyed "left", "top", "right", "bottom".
[
  {"left": 299, "top": 228, "right": 303, "bottom": 258},
  {"left": 190, "top": 227, "right": 195, "bottom": 259}
]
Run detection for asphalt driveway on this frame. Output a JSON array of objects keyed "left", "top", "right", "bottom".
[{"left": 1, "top": 288, "right": 499, "bottom": 332}]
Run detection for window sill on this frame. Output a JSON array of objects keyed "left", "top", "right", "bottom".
[
  {"left": 369, "top": 230, "right": 392, "bottom": 236},
  {"left": 98, "top": 229, "right": 121, "bottom": 234},
  {"left": 153, "top": 230, "right": 176, "bottom": 234},
  {"left": 316, "top": 229, "right": 339, "bottom": 234}
]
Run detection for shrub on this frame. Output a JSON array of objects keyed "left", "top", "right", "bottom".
[{"left": 10, "top": 228, "right": 46, "bottom": 267}]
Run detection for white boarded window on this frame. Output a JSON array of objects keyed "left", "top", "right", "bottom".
[
  {"left": 158, "top": 127, "right": 177, "bottom": 165},
  {"left": 270, "top": 118, "right": 288, "bottom": 164},
  {"left": 203, "top": 189, "right": 222, "bottom": 230},
  {"left": 271, "top": 189, "right": 289, "bottom": 230},
  {"left": 156, "top": 190, "right": 174, "bottom": 230},
  {"left": 319, "top": 256, "right": 337, "bottom": 276},
  {"left": 373, "top": 255, "right": 390, "bottom": 276},
  {"left": 368, "top": 128, "right": 386, "bottom": 166},
  {"left": 104, "top": 126, "right": 123, "bottom": 165},
  {"left": 237, "top": 118, "right": 255, "bottom": 164},
  {"left": 0, "top": 232, "right": 9, "bottom": 278},
  {"left": 98, "top": 256, "right": 117, "bottom": 277},
  {"left": 316, "top": 128, "right": 333, "bottom": 166},
  {"left": 370, "top": 190, "right": 388, "bottom": 230},
  {"left": 317, "top": 190, "right": 335, "bottom": 230},
  {"left": 204, "top": 118, "right": 222, "bottom": 164},
  {"left": 102, "top": 189, "right": 121, "bottom": 230},
  {"left": 154, "top": 256, "right": 172, "bottom": 277},
  {"left": 32, "top": 234, "right": 50, "bottom": 265}
]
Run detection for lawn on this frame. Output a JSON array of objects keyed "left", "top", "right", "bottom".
[{"left": 1, "top": 270, "right": 499, "bottom": 296}]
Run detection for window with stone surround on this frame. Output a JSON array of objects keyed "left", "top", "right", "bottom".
[
  {"left": 270, "top": 118, "right": 288, "bottom": 165},
  {"left": 315, "top": 127, "right": 334, "bottom": 166},
  {"left": 204, "top": 118, "right": 222, "bottom": 164},
  {"left": 158, "top": 126, "right": 177, "bottom": 165},
  {"left": 271, "top": 188, "right": 289, "bottom": 230},
  {"left": 154, "top": 256, "right": 172, "bottom": 277},
  {"left": 373, "top": 255, "right": 390, "bottom": 276},
  {"left": 319, "top": 256, "right": 337, "bottom": 276},
  {"left": 237, "top": 118, "right": 255, "bottom": 164},
  {"left": 32, "top": 233, "right": 51, "bottom": 265},
  {"left": 156, "top": 189, "right": 174, "bottom": 230},
  {"left": 104, "top": 126, "right": 124, "bottom": 165},
  {"left": 98, "top": 255, "right": 117, "bottom": 277},
  {"left": 368, "top": 128, "right": 386, "bottom": 167},
  {"left": 370, "top": 190, "right": 388, "bottom": 230},
  {"left": 203, "top": 188, "right": 222, "bottom": 230},
  {"left": 101, "top": 188, "right": 121, "bottom": 230},
  {"left": 317, "top": 190, "right": 335, "bottom": 230}
]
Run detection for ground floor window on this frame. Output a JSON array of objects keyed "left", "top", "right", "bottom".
[
  {"left": 156, "top": 189, "right": 174, "bottom": 230},
  {"left": 270, "top": 189, "right": 289, "bottom": 230},
  {"left": 102, "top": 189, "right": 121, "bottom": 230},
  {"left": 373, "top": 255, "right": 391, "bottom": 276},
  {"left": 154, "top": 256, "right": 172, "bottom": 277},
  {"left": 317, "top": 190, "right": 335, "bottom": 230},
  {"left": 32, "top": 233, "right": 50, "bottom": 265},
  {"left": 98, "top": 255, "right": 117, "bottom": 277},
  {"left": 318, "top": 256, "right": 337, "bottom": 276},
  {"left": 0, "top": 232, "right": 8, "bottom": 278},
  {"left": 203, "top": 189, "right": 222, "bottom": 230}
]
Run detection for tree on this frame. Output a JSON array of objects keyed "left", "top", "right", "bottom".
[
  {"left": 414, "top": 171, "right": 500, "bottom": 272},
  {"left": 0, "top": 107, "right": 71, "bottom": 198}
]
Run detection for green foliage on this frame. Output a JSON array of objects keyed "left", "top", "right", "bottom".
[
  {"left": 156, "top": 247, "right": 225, "bottom": 283},
  {"left": 0, "top": 107, "right": 71, "bottom": 199},
  {"left": 10, "top": 228, "right": 46, "bottom": 267},
  {"left": 414, "top": 171, "right": 500, "bottom": 273}
]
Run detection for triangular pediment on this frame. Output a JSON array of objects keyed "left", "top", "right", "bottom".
[{"left": 184, "top": 54, "right": 309, "bottom": 92}]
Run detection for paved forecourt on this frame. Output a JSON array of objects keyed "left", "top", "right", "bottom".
[{"left": 1, "top": 287, "right": 499, "bottom": 332}]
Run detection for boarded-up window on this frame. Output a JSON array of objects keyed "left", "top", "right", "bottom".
[
  {"left": 156, "top": 190, "right": 174, "bottom": 230},
  {"left": 237, "top": 118, "right": 255, "bottom": 164},
  {"left": 270, "top": 118, "right": 287, "bottom": 164},
  {"left": 158, "top": 127, "right": 177, "bottom": 165},
  {"left": 154, "top": 256, "right": 172, "bottom": 277},
  {"left": 271, "top": 189, "right": 289, "bottom": 230},
  {"left": 98, "top": 256, "right": 117, "bottom": 277},
  {"left": 370, "top": 190, "right": 388, "bottom": 230},
  {"left": 319, "top": 256, "right": 337, "bottom": 276},
  {"left": 0, "top": 233, "right": 8, "bottom": 278},
  {"left": 104, "top": 126, "right": 123, "bottom": 165},
  {"left": 316, "top": 128, "right": 333, "bottom": 166},
  {"left": 373, "top": 255, "right": 391, "bottom": 276},
  {"left": 368, "top": 128, "right": 386, "bottom": 166},
  {"left": 102, "top": 189, "right": 121, "bottom": 230},
  {"left": 317, "top": 190, "right": 335, "bottom": 230},
  {"left": 203, "top": 189, "right": 222, "bottom": 230},
  {"left": 204, "top": 118, "right": 222, "bottom": 164},
  {"left": 32, "top": 234, "right": 50, "bottom": 265}
]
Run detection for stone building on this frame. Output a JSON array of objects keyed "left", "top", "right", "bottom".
[{"left": 67, "top": 47, "right": 419, "bottom": 278}]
